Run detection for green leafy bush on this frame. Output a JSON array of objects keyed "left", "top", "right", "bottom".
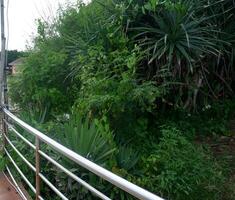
[
  {"left": 116, "top": 145, "right": 139, "bottom": 171},
  {"left": 6, "top": 0, "right": 235, "bottom": 199},
  {"left": 55, "top": 112, "right": 116, "bottom": 166},
  {"left": 123, "top": 0, "right": 235, "bottom": 110},
  {"left": 52, "top": 112, "right": 116, "bottom": 199},
  {"left": 158, "top": 99, "right": 235, "bottom": 137},
  {"left": 136, "top": 126, "right": 225, "bottom": 200}
]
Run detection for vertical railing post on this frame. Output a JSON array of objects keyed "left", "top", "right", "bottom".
[{"left": 35, "top": 136, "right": 40, "bottom": 200}]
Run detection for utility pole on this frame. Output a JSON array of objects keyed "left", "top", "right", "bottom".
[
  {"left": 0, "top": 0, "right": 7, "bottom": 148},
  {"left": 0, "top": 0, "right": 6, "bottom": 106}
]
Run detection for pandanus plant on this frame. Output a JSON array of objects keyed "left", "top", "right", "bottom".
[
  {"left": 53, "top": 112, "right": 116, "bottom": 199},
  {"left": 123, "top": 0, "right": 235, "bottom": 110}
]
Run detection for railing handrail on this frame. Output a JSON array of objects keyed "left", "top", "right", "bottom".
[{"left": 3, "top": 108, "right": 163, "bottom": 200}]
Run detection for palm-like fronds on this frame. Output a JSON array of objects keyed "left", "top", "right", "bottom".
[
  {"left": 132, "top": 4, "right": 222, "bottom": 71},
  {"left": 56, "top": 113, "right": 116, "bottom": 166},
  {"left": 116, "top": 145, "right": 139, "bottom": 171},
  {"left": 125, "top": 0, "right": 235, "bottom": 109}
]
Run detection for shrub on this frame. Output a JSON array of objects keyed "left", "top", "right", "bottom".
[
  {"left": 158, "top": 99, "right": 235, "bottom": 137},
  {"left": 136, "top": 126, "right": 225, "bottom": 200},
  {"left": 6, "top": 0, "right": 235, "bottom": 199},
  {"left": 52, "top": 112, "right": 116, "bottom": 199},
  {"left": 55, "top": 112, "right": 116, "bottom": 166}
]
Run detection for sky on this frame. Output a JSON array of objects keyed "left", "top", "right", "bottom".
[{"left": 7, "top": 0, "right": 78, "bottom": 50}]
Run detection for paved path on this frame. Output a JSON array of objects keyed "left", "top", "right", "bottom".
[{"left": 0, "top": 172, "right": 22, "bottom": 200}]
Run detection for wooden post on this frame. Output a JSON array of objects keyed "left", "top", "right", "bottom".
[{"left": 35, "top": 136, "right": 40, "bottom": 200}]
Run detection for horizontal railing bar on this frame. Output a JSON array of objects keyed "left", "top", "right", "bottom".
[
  {"left": 5, "top": 117, "right": 110, "bottom": 200},
  {"left": 4, "top": 134, "right": 36, "bottom": 172},
  {"left": 4, "top": 121, "right": 45, "bottom": 200},
  {"left": 39, "top": 173, "right": 68, "bottom": 200},
  {"left": 4, "top": 108, "right": 163, "bottom": 200},
  {"left": 4, "top": 148, "right": 37, "bottom": 195},
  {"left": 5, "top": 149, "right": 44, "bottom": 200},
  {"left": 39, "top": 150, "right": 111, "bottom": 200},
  {"left": 4, "top": 119, "right": 36, "bottom": 149},
  {"left": 6, "top": 165, "right": 28, "bottom": 200}
]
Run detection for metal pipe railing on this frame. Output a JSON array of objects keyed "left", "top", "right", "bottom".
[
  {"left": 3, "top": 108, "right": 164, "bottom": 200},
  {"left": 5, "top": 148, "right": 37, "bottom": 196},
  {"left": 4, "top": 134, "right": 35, "bottom": 171},
  {"left": 35, "top": 136, "right": 40, "bottom": 200},
  {"left": 6, "top": 166, "right": 28, "bottom": 200},
  {"left": 39, "top": 173, "right": 68, "bottom": 200},
  {"left": 5, "top": 118, "right": 111, "bottom": 200},
  {"left": 4, "top": 118, "right": 111, "bottom": 200},
  {"left": 38, "top": 150, "right": 111, "bottom": 200},
  {"left": 4, "top": 119, "right": 36, "bottom": 149}
]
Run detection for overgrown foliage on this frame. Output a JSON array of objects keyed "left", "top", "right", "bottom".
[
  {"left": 136, "top": 126, "right": 225, "bottom": 200},
  {"left": 8, "top": 0, "right": 235, "bottom": 199}
]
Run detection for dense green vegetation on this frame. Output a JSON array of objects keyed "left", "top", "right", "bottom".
[
  {"left": 6, "top": 50, "right": 26, "bottom": 63},
  {"left": 7, "top": 0, "right": 235, "bottom": 199}
]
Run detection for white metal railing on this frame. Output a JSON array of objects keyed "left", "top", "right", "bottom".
[{"left": 2, "top": 107, "right": 164, "bottom": 200}]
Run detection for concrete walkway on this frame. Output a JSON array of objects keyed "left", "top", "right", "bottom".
[{"left": 0, "top": 172, "right": 22, "bottom": 200}]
